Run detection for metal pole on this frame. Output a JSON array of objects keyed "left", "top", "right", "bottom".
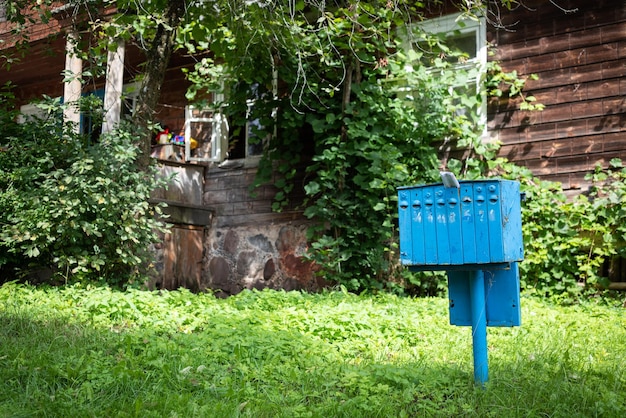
[{"left": 469, "top": 269, "right": 488, "bottom": 385}]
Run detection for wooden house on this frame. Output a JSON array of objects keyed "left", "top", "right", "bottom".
[{"left": 1, "top": 0, "right": 624, "bottom": 292}]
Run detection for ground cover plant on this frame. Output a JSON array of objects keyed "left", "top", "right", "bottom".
[{"left": 0, "top": 282, "right": 624, "bottom": 417}]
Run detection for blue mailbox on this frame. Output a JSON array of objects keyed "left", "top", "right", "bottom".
[{"left": 398, "top": 176, "right": 524, "bottom": 385}]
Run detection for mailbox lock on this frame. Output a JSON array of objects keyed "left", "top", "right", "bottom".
[{"left": 412, "top": 200, "right": 421, "bottom": 209}]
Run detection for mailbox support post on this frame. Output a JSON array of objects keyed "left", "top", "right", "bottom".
[{"left": 469, "top": 270, "right": 488, "bottom": 386}]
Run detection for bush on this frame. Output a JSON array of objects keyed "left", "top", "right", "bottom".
[
  {"left": 0, "top": 96, "right": 167, "bottom": 287},
  {"left": 497, "top": 160, "right": 626, "bottom": 302}
]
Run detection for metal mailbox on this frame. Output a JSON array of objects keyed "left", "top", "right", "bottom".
[
  {"left": 397, "top": 180, "right": 523, "bottom": 269},
  {"left": 397, "top": 177, "right": 524, "bottom": 385}
]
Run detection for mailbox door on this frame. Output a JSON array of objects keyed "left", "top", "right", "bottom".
[
  {"left": 423, "top": 187, "right": 438, "bottom": 264},
  {"left": 500, "top": 181, "right": 524, "bottom": 262},
  {"left": 472, "top": 183, "right": 491, "bottom": 263},
  {"left": 486, "top": 182, "right": 505, "bottom": 262},
  {"left": 448, "top": 264, "right": 521, "bottom": 327},
  {"left": 410, "top": 188, "right": 425, "bottom": 265},
  {"left": 434, "top": 186, "right": 451, "bottom": 265},
  {"left": 460, "top": 183, "right": 477, "bottom": 264},
  {"left": 398, "top": 189, "right": 412, "bottom": 265},
  {"left": 445, "top": 187, "right": 463, "bottom": 264}
]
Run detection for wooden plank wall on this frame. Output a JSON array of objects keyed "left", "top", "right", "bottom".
[
  {"left": 203, "top": 164, "right": 307, "bottom": 229},
  {"left": 489, "top": 0, "right": 626, "bottom": 194}
]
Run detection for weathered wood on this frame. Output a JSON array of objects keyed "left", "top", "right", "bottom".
[
  {"left": 608, "top": 282, "right": 626, "bottom": 291},
  {"left": 161, "top": 225, "right": 205, "bottom": 292},
  {"left": 491, "top": 1, "right": 626, "bottom": 192}
]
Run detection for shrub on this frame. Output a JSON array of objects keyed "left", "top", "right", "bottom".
[
  {"left": 496, "top": 160, "right": 626, "bottom": 302},
  {"left": 0, "top": 97, "right": 167, "bottom": 287}
]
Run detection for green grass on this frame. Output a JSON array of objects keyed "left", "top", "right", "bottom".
[{"left": 0, "top": 282, "right": 624, "bottom": 417}]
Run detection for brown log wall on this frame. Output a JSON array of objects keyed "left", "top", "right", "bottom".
[{"left": 489, "top": 0, "right": 626, "bottom": 193}]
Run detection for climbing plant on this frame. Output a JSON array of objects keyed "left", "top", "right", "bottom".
[{"left": 181, "top": 2, "right": 541, "bottom": 291}]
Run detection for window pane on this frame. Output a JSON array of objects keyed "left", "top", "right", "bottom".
[
  {"left": 447, "top": 32, "right": 477, "bottom": 61},
  {"left": 247, "top": 118, "right": 264, "bottom": 156},
  {"left": 189, "top": 121, "right": 213, "bottom": 159}
]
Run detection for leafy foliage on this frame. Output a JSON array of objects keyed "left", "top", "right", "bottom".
[
  {"left": 181, "top": 2, "right": 530, "bottom": 292},
  {"left": 485, "top": 60, "right": 544, "bottom": 111},
  {"left": 0, "top": 97, "right": 167, "bottom": 286},
  {"left": 0, "top": 283, "right": 624, "bottom": 416},
  {"left": 492, "top": 159, "right": 626, "bottom": 303}
]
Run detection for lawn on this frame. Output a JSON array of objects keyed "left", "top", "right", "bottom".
[{"left": 0, "top": 282, "right": 624, "bottom": 417}]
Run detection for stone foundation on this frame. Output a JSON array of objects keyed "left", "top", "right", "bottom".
[
  {"left": 150, "top": 160, "right": 324, "bottom": 295},
  {"left": 206, "top": 222, "right": 324, "bottom": 296}
]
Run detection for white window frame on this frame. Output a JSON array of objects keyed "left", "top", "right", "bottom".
[
  {"left": 184, "top": 72, "right": 277, "bottom": 164},
  {"left": 408, "top": 13, "right": 487, "bottom": 132},
  {"left": 184, "top": 101, "right": 228, "bottom": 163}
]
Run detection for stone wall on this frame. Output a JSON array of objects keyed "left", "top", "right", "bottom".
[
  {"left": 201, "top": 163, "right": 324, "bottom": 296},
  {"left": 151, "top": 160, "right": 324, "bottom": 295},
  {"left": 206, "top": 222, "right": 324, "bottom": 297}
]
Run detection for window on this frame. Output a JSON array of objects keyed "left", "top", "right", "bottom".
[
  {"left": 224, "top": 82, "right": 270, "bottom": 160},
  {"left": 83, "top": 83, "right": 138, "bottom": 144},
  {"left": 406, "top": 12, "right": 487, "bottom": 128},
  {"left": 416, "top": 13, "right": 486, "bottom": 67},
  {"left": 80, "top": 89, "right": 104, "bottom": 144},
  {"left": 121, "top": 82, "right": 140, "bottom": 120},
  {"left": 184, "top": 105, "right": 228, "bottom": 162},
  {"left": 184, "top": 81, "right": 274, "bottom": 164}
]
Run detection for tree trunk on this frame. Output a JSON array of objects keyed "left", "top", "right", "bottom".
[{"left": 133, "top": 0, "right": 187, "bottom": 170}]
